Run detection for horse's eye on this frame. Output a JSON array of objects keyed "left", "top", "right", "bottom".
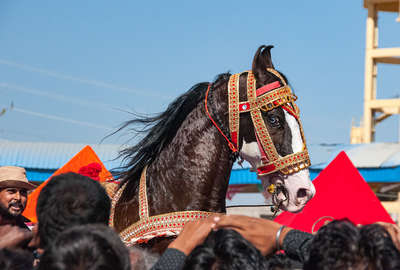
[{"left": 267, "top": 115, "right": 280, "bottom": 127}]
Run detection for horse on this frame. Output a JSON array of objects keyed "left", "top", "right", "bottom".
[{"left": 109, "top": 45, "right": 316, "bottom": 253}]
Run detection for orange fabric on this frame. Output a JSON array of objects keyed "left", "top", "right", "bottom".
[{"left": 23, "top": 145, "right": 113, "bottom": 223}]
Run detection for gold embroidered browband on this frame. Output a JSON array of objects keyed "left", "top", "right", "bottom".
[
  {"left": 228, "top": 69, "right": 311, "bottom": 175},
  {"left": 109, "top": 166, "right": 213, "bottom": 246}
]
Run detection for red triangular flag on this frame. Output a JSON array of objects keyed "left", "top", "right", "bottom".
[{"left": 274, "top": 151, "right": 394, "bottom": 233}]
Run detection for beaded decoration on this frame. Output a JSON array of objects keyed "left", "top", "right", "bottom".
[
  {"left": 109, "top": 166, "right": 214, "bottom": 246},
  {"left": 228, "top": 69, "right": 311, "bottom": 176}
]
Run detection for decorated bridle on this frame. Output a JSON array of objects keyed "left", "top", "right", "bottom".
[
  {"left": 110, "top": 69, "right": 311, "bottom": 245},
  {"left": 207, "top": 68, "right": 311, "bottom": 176},
  {"left": 229, "top": 68, "right": 311, "bottom": 175}
]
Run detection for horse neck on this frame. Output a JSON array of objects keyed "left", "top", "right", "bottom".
[
  {"left": 113, "top": 82, "right": 233, "bottom": 233},
  {"left": 146, "top": 88, "right": 233, "bottom": 215}
]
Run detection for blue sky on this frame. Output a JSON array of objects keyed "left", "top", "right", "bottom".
[{"left": 0, "top": 0, "right": 399, "bottom": 151}]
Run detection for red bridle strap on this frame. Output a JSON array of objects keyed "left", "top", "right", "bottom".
[
  {"left": 205, "top": 83, "right": 238, "bottom": 152},
  {"left": 256, "top": 81, "right": 281, "bottom": 96},
  {"left": 281, "top": 102, "right": 299, "bottom": 120}
]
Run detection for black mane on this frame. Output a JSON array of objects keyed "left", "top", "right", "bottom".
[{"left": 114, "top": 73, "right": 231, "bottom": 190}]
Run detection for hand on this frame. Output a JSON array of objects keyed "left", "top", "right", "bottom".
[
  {"left": 214, "top": 214, "right": 292, "bottom": 255},
  {"left": 168, "top": 215, "right": 220, "bottom": 255},
  {"left": 28, "top": 223, "right": 40, "bottom": 250},
  {"left": 375, "top": 222, "right": 400, "bottom": 250},
  {"left": 0, "top": 225, "right": 33, "bottom": 248}
]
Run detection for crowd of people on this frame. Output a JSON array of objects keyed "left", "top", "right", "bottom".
[{"left": 1, "top": 165, "right": 400, "bottom": 269}]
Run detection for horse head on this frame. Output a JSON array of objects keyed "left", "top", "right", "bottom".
[{"left": 235, "top": 45, "right": 315, "bottom": 213}]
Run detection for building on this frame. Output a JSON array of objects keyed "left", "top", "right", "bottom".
[{"left": 351, "top": 0, "right": 400, "bottom": 143}]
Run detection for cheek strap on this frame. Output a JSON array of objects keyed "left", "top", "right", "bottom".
[{"left": 255, "top": 130, "right": 269, "bottom": 163}]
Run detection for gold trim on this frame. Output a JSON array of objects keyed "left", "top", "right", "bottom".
[
  {"left": 247, "top": 71, "right": 280, "bottom": 161},
  {"left": 228, "top": 73, "right": 241, "bottom": 147},
  {"left": 109, "top": 182, "right": 126, "bottom": 228},
  {"left": 110, "top": 167, "right": 215, "bottom": 246},
  {"left": 139, "top": 166, "right": 149, "bottom": 219},
  {"left": 267, "top": 68, "right": 287, "bottom": 86},
  {"left": 227, "top": 69, "right": 311, "bottom": 175},
  {"left": 120, "top": 210, "right": 213, "bottom": 245}
]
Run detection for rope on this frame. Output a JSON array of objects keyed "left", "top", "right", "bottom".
[{"left": 204, "top": 83, "right": 238, "bottom": 152}]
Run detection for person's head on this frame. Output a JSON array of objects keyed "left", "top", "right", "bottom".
[
  {"left": 38, "top": 224, "right": 130, "bottom": 270},
  {"left": 183, "top": 229, "right": 267, "bottom": 270},
  {"left": 304, "top": 219, "right": 400, "bottom": 270},
  {"left": 128, "top": 247, "right": 159, "bottom": 270},
  {"left": 359, "top": 223, "right": 400, "bottom": 270},
  {"left": 265, "top": 253, "right": 299, "bottom": 270},
  {"left": 36, "top": 172, "right": 111, "bottom": 249},
  {"left": 0, "top": 166, "right": 35, "bottom": 220},
  {"left": 0, "top": 248, "right": 34, "bottom": 270},
  {"left": 304, "top": 219, "right": 365, "bottom": 270},
  {"left": 304, "top": 219, "right": 366, "bottom": 270}
]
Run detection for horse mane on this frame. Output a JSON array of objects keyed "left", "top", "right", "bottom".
[{"left": 114, "top": 73, "right": 231, "bottom": 191}]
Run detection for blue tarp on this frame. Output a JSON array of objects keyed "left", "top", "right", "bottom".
[{"left": 2, "top": 140, "right": 400, "bottom": 184}]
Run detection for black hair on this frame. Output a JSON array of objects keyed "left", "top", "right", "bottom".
[
  {"left": 304, "top": 219, "right": 400, "bottom": 270},
  {"left": 38, "top": 224, "right": 130, "bottom": 270},
  {"left": 111, "top": 73, "right": 231, "bottom": 196},
  {"left": 359, "top": 223, "right": 400, "bottom": 270},
  {"left": 0, "top": 248, "right": 34, "bottom": 270},
  {"left": 183, "top": 229, "right": 267, "bottom": 270},
  {"left": 265, "top": 253, "right": 300, "bottom": 270},
  {"left": 304, "top": 219, "right": 363, "bottom": 270},
  {"left": 36, "top": 172, "right": 111, "bottom": 249}
]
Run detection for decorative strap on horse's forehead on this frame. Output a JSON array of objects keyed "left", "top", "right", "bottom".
[
  {"left": 266, "top": 68, "right": 287, "bottom": 86},
  {"left": 228, "top": 70, "right": 286, "bottom": 96},
  {"left": 255, "top": 81, "right": 281, "bottom": 97}
]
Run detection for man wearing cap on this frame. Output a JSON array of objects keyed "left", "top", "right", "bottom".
[{"left": 0, "top": 166, "right": 35, "bottom": 229}]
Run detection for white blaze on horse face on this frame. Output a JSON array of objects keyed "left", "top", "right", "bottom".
[
  {"left": 283, "top": 110, "right": 303, "bottom": 154},
  {"left": 279, "top": 110, "right": 316, "bottom": 212},
  {"left": 239, "top": 109, "right": 316, "bottom": 213}
]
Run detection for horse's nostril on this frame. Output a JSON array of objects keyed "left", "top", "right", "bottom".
[{"left": 297, "top": 188, "right": 307, "bottom": 198}]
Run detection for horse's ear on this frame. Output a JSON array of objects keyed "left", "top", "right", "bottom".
[{"left": 252, "top": 45, "right": 275, "bottom": 83}]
